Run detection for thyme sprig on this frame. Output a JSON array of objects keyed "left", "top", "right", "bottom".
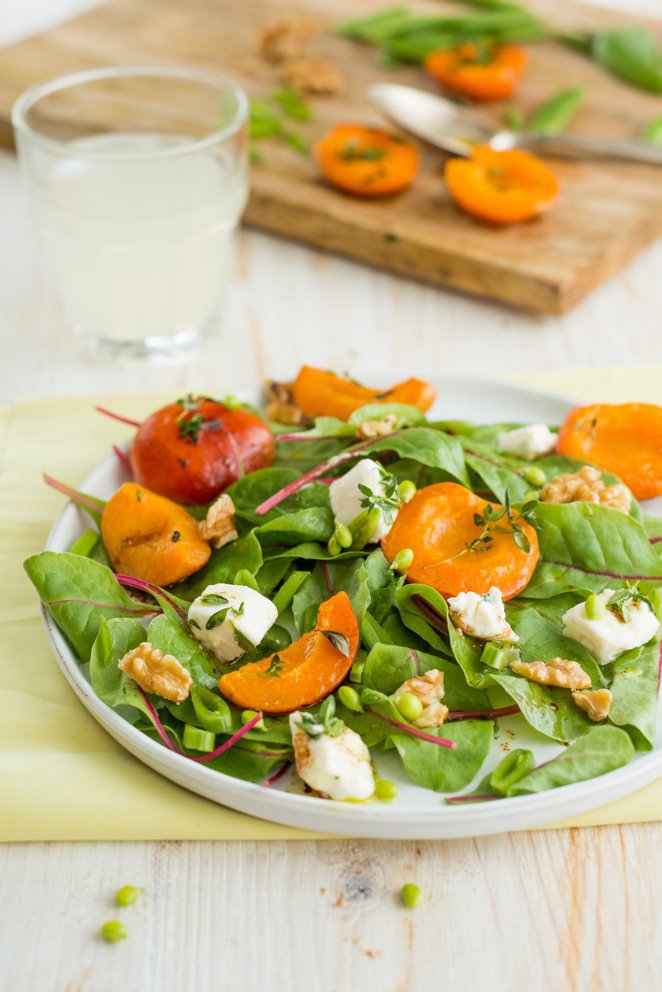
[
  {"left": 358, "top": 467, "right": 401, "bottom": 524},
  {"left": 607, "top": 586, "right": 655, "bottom": 623}
]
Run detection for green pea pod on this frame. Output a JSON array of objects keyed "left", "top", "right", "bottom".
[
  {"left": 191, "top": 686, "right": 233, "bottom": 734},
  {"left": 592, "top": 28, "right": 662, "bottom": 94},
  {"left": 489, "top": 748, "right": 536, "bottom": 795},
  {"left": 259, "top": 624, "right": 292, "bottom": 653},
  {"left": 641, "top": 115, "right": 662, "bottom": 147},
  {"left": 529, "top": 87, "right": 584, "bottom": 135},
  {"left": 350, "top": 506, "right": 382, "bottom": 550}
]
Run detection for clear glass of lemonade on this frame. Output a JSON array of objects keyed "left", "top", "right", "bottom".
[{"left": 12, "top": 65, "right": 248, "bottom": 363}]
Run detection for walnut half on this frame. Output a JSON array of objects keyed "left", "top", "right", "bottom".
[
  {"left": 118, "top": 642, "right": 193, "bottom": 703},
  {"left": 356, "top": 415, "right": 398, "bottom": 440},
  {"left": 394, "top": 669, "right": 449, "bottom": 728},
  {"left": 264, "top": 380, "right": 308, "bottom": 426},
  {"left": 198, "top": 493, "right": 238, "bottom": 549},
  {"left": 280, "top": 58, "right": 342, "bottom": 96},
  {"left": 510, "top": 657, "right": 592, "bottom": 690},
  {"left": 572, "top": 688, "right": 613, "bottom": 722},
  {"left": 540, "top": 465, "right": 632, "bottom": 514}
]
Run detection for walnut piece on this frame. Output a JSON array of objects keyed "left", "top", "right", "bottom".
[
  {"left": 264, "top": 380, "right": 308, "bottom": 426},
  {"left": 280, "top": 58, "right": 342, "bottom": 96},
  {"left": 540, "top": 465, "right": 632, "bottom": 514},
  {"left": 257, "top": 16, "right": 315, "bottom": 64},
  {"left": 572, "top": 688, "right": 613, "bottom": 722},
  {"left": 118, "top": 642, "right": 192, "bottom": 703},
  {"left": 510, "top": 657, "right": 592, "bottom": 690},
  {"left": 394, "top": 669, "right": 449, "bottom": 728},
  {"left": 356, "top": 415, "right": 398, "bottom": 440},
  {"left": 198, "top": 493, "right": 238, "bottom": 549}
]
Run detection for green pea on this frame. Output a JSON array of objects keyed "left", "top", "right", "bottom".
[
  {"left": 375, "top": 779, "right": 397, "bottom": 802},
  {"left": 401, "top": 883, "right": 423, "bottom": 909},
  {"left": 394, "top": 692, "right": 423, "bottom": 722},
  {"left": 522, "top": 466, "right": 546, "bottom": 488},
  {"left": 234, "top": 568, "right": 259, "bottom": 591},
  {"left": 100, "top": 920, "right": 128, "bottom": 943},
  {"left": 115, "top": 885, "right": 143, "bottom": 907},
  {"left": 221, "top": 395, "right": 243, "bottom": 410},
  {"left": 182, "top": 724, "right": 216, "bottom": 752},
  {"left": 398, "top": 480, "right": 417, "bottom": 503},
  {"left": 391, "top": 548, "right": 414, "bottom": 571},
  {"left": 338, "top": 685, "right": 363, "bottom": 712},
  {"left": 327, "top": 536, "right": 342, "bottom": 556},
  {"left": 334, "top": 522, "right": 353, "bottom": 548},
  {"left": 242, "top": 709, "right": 266, "bottom": 730},
  {"left": 585, "top": 593, "right": 606, "bottom": 621}
]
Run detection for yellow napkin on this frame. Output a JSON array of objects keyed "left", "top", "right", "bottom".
[{"left": 1, "top": 367, "right": 660, "bottom": 841}]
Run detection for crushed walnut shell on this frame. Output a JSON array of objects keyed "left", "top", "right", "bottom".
[
  {"left": 510, "top": 657, "right": 592, "bottom": 690},
  {"left": 394, "top": 669, "right": 449, "bottom": 728},
  {"left": 118, "top": 642, "right": 192, "bottom": 703},
  {"left": 572, "top": 688, "right": 613, "bottom": 722},
  {"left": 280, "top": 58, "right": 342, "bottom": 96},
  {"left": 356, "top": 415, "right": 398, "bottom": 440},
  {"left": 198, "top": 493, "right": 238, "bottom": 549},
  {"left": 257, "top": 16, "right": 315, "bottom": 64},
  {"left": 540, "top": 465, "right": 632, "bottom": 514}
]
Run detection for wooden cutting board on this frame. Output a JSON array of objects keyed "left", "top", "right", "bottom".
[{"left": 1, "top": 0, "right": 661, "bottom": 314}]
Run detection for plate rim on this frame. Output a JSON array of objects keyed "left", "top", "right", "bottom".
[{"left": 39, "top": 374, "right": 662, "bottom": 839}]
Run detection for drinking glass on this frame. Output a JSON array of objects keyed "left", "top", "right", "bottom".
[{"left": 12, "top": 65, "right": 248, "bottom": 363}]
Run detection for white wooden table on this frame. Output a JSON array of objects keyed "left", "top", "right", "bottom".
[{"left": 2, "top": 1, "right": 662, "bottom": 989}]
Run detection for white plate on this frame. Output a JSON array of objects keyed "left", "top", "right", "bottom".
[{"left": 41, "top": 375, "right": 662, "bottom": 839}]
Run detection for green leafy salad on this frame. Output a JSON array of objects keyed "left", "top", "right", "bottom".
[{"left": 25, "top": 392, "right": 662, "bottom": 806}]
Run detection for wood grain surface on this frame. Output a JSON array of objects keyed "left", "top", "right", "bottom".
[{"left": 1, "top": 0, "right": 661, "bottom": 314}]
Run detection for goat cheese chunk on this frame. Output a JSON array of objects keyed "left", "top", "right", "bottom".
[
  {"left": 290, "top": 712, "right": 375, "bottom": 801},
  {"left": 329, "top": 458, "right": 396, "bottom": 543},
  {"left": 562, "top": 589, "right": 660, "bottom": 665},
  {"left": 497, "top": 424, "right": 557, "bottom": 460},
  {"left": 188, "top": 583, "right": 277, "bottom": 663},
  {"left": 448, "top": 586, "right": 519, "bottom": 643}
]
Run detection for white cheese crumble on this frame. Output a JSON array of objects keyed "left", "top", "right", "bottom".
[
  {"left": 448, "top": 587, "right": 519, "bottom": 643},
  {"left": 289, "top": 712, "right": 375, "bottom": 801},
  {"left": 329, "top": 458, "right": 397, "bottom": 543},
  {"left": 562, "top": 589, "right": 660, "bottom": 665},
  {"left": 187, "top": 583, "right": 277, "bottom": 663},
  {"left": 497, "top": 424, "right": 557, "bottom": 460}
]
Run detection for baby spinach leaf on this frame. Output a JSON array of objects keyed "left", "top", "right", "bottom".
[
  {"left": 274, "top": 437, "right": 348, "bottom": 473},
  {"left": 391, "top": 720, "right": 494, "bottom": 793},
  {"left": 255, "top": 558, "right": 292, "bottom": 596},
  {"left": 463, "top": 446, "right": 529, "bottom": 503},
  {"left": 348, "top": 402, "right": 427, "bottom": 428},
  {"left": 254, "top": 507, "right": 334, "bottom": 546},
  {"left": 24, "top": 551, "right": 154, "bottom": 661},
  {"left": 507, "top": 726, "right": 635, "bottom": 795},
  {"left": 89, "top": 617, "right": 151, "bottom": 718},
  {"left": 644, "top": 516, "right": 662, "bottom": 542},
  {"left": 147, "top": 613, "right": 220, "bottom": 688},
  {"left": 365, "top": 428, "right": 470, "bottom": 486},
  {"left": 362, "top": 642, "right": 491, "bottom": 711},
  {"left": 261, "top": 541, "right": 364, "bottom": 563},
  {"left": 534, "top": 502, "right": 662, "bottom": 585},
  {"left": 292, "top": 567, "right": 328, "bottom": 633},
  {"left": 489, "top": 671, "right": 593, "bottom": 743},
  {"left": 395, "top": 584, "right": 488, "bottom": 685},
  {"left": 228, "top": 468, "right": 330, "bottom": 525},
  {"left": 329, "top": 548, "right": 400, "bottom": 624},
  {"left": 507, "top": 598, "right": 604, "bottom": 686},
  {"left": 171, "top": 532, "right": 263, "bottom": 601},
  {"left": 607, "top": 641, "right": 660, "bottom": 750}
]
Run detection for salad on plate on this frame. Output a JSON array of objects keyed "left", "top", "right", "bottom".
[{"left": 25, "top": 367, "right": 662, "bottom": 807}]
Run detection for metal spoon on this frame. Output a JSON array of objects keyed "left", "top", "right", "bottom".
[{"left": 367, "top": 82, "right": 662, "bottom": 165}]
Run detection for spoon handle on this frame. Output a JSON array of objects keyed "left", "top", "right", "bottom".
[{"left": 510, "top": 131, "right": 662, "bottom": 166}]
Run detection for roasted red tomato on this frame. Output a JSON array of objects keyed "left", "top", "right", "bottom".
[{"left": 130, "top": 397, "right": 275, "bottom": 505}]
